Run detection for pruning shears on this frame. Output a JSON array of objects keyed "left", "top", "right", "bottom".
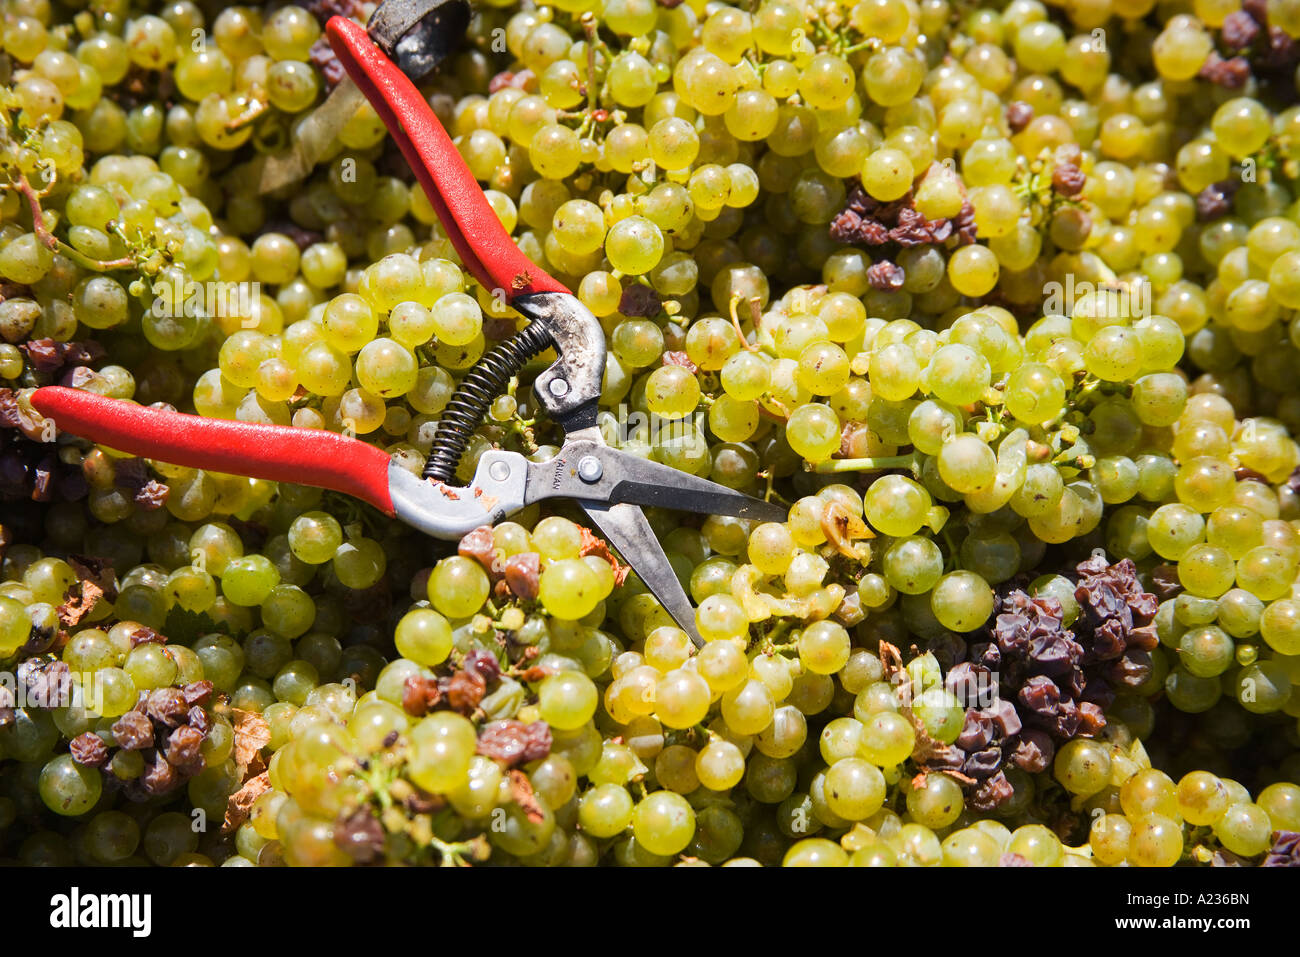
[{"left": 32, "top": 10, "right": 785, "bottom": 646}]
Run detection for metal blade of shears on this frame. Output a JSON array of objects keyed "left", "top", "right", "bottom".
[
  {"left": 525, "top": 437, "right": 788, "bottom": 524},
  {"left": 577, "top": 501, "right": 705, "bottom": 648}
]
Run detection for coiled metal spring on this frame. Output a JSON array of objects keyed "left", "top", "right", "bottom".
[{"left": 423, "top": 321, "right": 554, "bottom": 483}]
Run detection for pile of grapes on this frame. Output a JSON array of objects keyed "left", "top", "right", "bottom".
[{"left": 2, "top": 0, "right": 1300, "bottom": 868}]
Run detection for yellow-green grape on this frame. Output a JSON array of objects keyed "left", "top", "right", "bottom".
[
  {"left": 697, "top": 641, "right": 748, "bottom": 693},
  {"left": 1261, "top": 598, "right": 1300, "bottom": 654},
  {"left": 927, "top": 343, "right": 991, "bottom": 406},
  {"left": 644, "top": 365, "right": 701, "bottom": 419},
  {"left": 1127, "top": 813, "right": 1184, "bottom": 867},
  {"left": 428, "top": 293, "right": 483, "bottom": 348},
  {"left": 605, "top": 216, "right": 665, "bottom": 274},
  {"left": 579, "top": 783, "right": 635, "bottom": 838},
  {"left": 1083, "top": 325, "right": 1142, "bottom": 381},
  {"left": 0, "top": 597, "right": 30, "bottom": 655},
  {"left": 538, "top": 559, "right": 603, "bottom": 620},
  {"left": 538, "top": 671, "right": 598, "bottom": 730},
  {"left": 720, "top": 351, "right": 771, "bottom": 402},
  {"left": 1121, "top": 768, "right": 1180, "bottom": 820},
  {"left": 654, "top": 669, "right": 711, "bottom": 728},
  {"left": 696, "top": 739, "right": 746, "bottom": 791},
  {"left": 858, "top": 710, "right": 915, "bottom": 766},
  {"left": 861, "top": 148, "right": 914, "bottom": 202},
  {"left": 553, "top": 199, "right": 606, "bottom": 256},
  {"left": 937, "top": 435, "right": 996, "bottom": 494},
  {"left": 947, "top": 244, "right": 999, "bottom": 297},
  {"left": 1175, "top": 770, "right": 1230, "bottom": 826},
  {"left": 796, "top": 342, "right": 850, "bottom": 396},
  {"left": 721, "top": 678, "right": 776, "bottom": 735},
  {"left": 1004, "top": 363, "right": 1065, "bottom": 424},
  {"left": 323, "top": 293, "right": 378, "bottom": 353},
  {"left": 823, "top": 758, "right": 887, "bottom": 821},
  {"left": 696, "top": 594, "right": 749, "bottom": 642},
  {"left": 709, "top": 395, "right": 760, "bottom": 442},
  {"left": 1177, "top": 544, "right": 1236, "bottom": 598},
  {"left": 864, "top": 475, "right": 931, "bottom": 537},
  {"left": 785, "top": 403, "right": 841, "bottom": 462},
  {"left": 408, "top": 711, "right": 477, "bottom": 794},
  {"left": 427, "top": 556, "right": 490, "bottom": 619},
  {"left": 632, "top": 790, "right": 695, "bottom": 856},
  {"left": 1236, "top": 546, "right": 1297, "bottom": 601},
  {"left": 1212, "top": 802, "right": 1273, "bottom": 857},
  {"left": 912, "top": 686, "right": 964, "bottom": 743},
  {"left": 905, "top": 772, "right": 964, "bottom": 829},
  {"left": 40, "top": 754, "right": 103, "bottom": 816},
  {"left": 648, "top": 117, "right": 700, "bottom": 170},
  {"left": 1235, "top": 660, "right": 1292, "bottom": 713},
  {"left": 1090, "top": 813, "right": 1132, "bottom": 865},
  {"left": 1147, "top": 503, "right": 1205, "bottom": 561},
  {"left": 747, "top": 522, "right": 795, "bottom": 576},
  {"left": 798, "top": 621, "right": 851, "bottom": 675},
  {"left": 1007, "top": 824, "right": 1062, "bottom": 867},
  {"left": 869, "top": 343, "right": 921, "bottom": 402},
  {"left": 353, "top": 337, "right": 416, "bottom": 398},
  {"left": 1054, "top": 739, "right": 1112, "bottom": 796},
  {"left": 529, "top": 122, "right": 581, "bottom": 179},
  {"left": 394, "top": 608, "right": 453, "bottom": 667},
  {"left": 882, "top": 536, "right": 943, "bottom": 595},
  {"left": 1257, "top": 783, "right": 1300, "bottom": 831}
]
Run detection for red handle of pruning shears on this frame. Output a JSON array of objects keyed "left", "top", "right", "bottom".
[
  {"left": 327, "top": 15, "right": 568, "bottom": 299},
  {"left": 31, "top": 387, "right": 396, "bottom": 515}
]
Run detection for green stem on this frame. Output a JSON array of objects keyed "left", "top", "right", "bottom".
[{"left": 812, "top": 453, "right": 919, "bottom": 474}]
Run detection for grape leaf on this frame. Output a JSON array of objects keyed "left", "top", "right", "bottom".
[{"left": 161, "top": 605, "right": 229, "bottom": 645}]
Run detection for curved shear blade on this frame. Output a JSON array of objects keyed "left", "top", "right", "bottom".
[
  {"left": 577, "top": 501, "right": 704, "bottom": 648},
  {"left": 528, "top": 440, "right": 788, "bottom": 524}
]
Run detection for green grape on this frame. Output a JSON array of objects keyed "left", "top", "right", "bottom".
[
  {"left": 287, "top": 512, "right": 343, "bottom": 565},
  {"left": 785, "top": 403, "right": 841, "bottom": 462},
  {"left": 1147, "top": 504, "right": 1205, "bottom": 561},
  {"left": 1235, "top": 546, "right": 1297, "bottom": 601},
  {"left": 1054, "top": 739, "right": 1112, "bottom": 796},
  {"left": 905, "top": 772, "right": 964, "bottom": 829},
  {"left": 632, "top": 791, "right": 696, "bottom": 856},
  {"left": 1261, "top": 598, "right": 1300, "bottom": 654},
  {"left": 858, "top": 710, "right": 915, "bottom": 766},
  {"left": 861, "top": 148, "right": 914, "bottom": 201},
  {"left": 539, "top": 560, "right": 604, "bottom": 620},
  {"left": 1212, "top": 802, "right": 1273, "bottom": 857},
  {"left": 1128, "top": 814, "right": 1184, "bottom": 867},
  {"left": 221, "top": 554, "right": 281, "bottom": 606},
  {"left": 864, "top": 475, "right": 931, "bottom": 537},
  {"left": 927, "top": 344, "right": 991, "bottom": 406},
  {"left": 1176, "top": 771, "right": 1230, "bottom": 826},
  {"left": 1235, "top": 661, "right": 1292, "bottom": 714},
  {"left": 355, "top": 338, "right": 417, "bottom": 397},
  {"left": 333, "top": 538, "right": 387, "bottom": 590},
  {"left": 39, "top": 754, "right": 102, "bottom": 816},
  {"left": 937, "top": 435, "right": 996, "bottom": 494},
  {"left": 1004, "top": 363, "right": 1065, "bottom": 424},
  {"left": 644, "top": 365, "right": 701, "bottom": 419}
]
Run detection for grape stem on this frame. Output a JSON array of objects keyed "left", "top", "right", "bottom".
[
  {"left": 12, "top": 173, "right": 135, "bottom": 272},
  {"left": 811, "top": 453, "right": 920, "bottom": 475},
  {"left": 726, "top": 293, "right": 760, "bottom": 351}
]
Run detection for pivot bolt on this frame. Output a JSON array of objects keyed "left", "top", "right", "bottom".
[
  {"left": 577, "top": 456, "right": 602, "bottom": 482},
  {"left": 488, "top": 460, "right": 510, "bottom": 482},
  {"left": 548, "top": 377, "right": 569, "bottom": 397}
]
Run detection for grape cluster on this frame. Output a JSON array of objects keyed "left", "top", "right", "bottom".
[{"left": 2, "top": 0, "right": 1300, "bottom": 867}]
